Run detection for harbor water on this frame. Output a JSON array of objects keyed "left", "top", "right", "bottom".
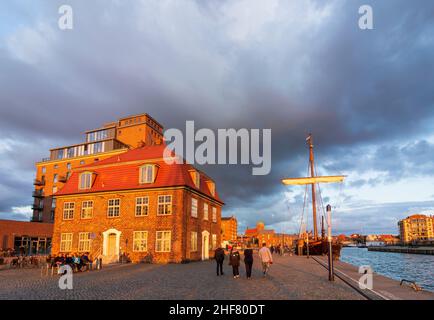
[{"left": 340, "top": 247, "right": 434, "bottom": 292}]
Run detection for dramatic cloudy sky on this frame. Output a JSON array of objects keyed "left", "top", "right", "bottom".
[{"left": 1, "top": 0, "right": 434, "bottom": 235}]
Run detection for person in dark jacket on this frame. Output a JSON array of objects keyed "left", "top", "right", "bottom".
[
  {"left": 243, "top": 246, "right": 254, "bottom": 279},
  {"left": 214, "top": 247, "right": 225, "bottom": 276},
  {"left": 229, "top": 249, "right": 241, "bottom": 278}
]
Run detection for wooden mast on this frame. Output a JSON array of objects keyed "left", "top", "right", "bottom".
[
  {"left": 281, "top": 135, "right": 346, "bottom": 245},
  {"left": 307, "top": 134, "right": 318, "bottom": 240}
]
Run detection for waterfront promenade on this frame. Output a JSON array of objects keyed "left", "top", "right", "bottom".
[
  {"left": 0, "top": 254, "right": 431, "bottom": 300},
  {"left": 0, "top": 254, "right": 362, "bottom": 300}
]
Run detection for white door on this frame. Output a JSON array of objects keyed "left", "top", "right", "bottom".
[
  {"left": 107, "top": 233, "right": 117, "bottom": 256},
  {"left": 102, "top": 229, "right": 121, "bottom": 263}
]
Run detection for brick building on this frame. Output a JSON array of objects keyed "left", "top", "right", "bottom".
[
  {"left": 0, "top": 220, "right": 53, "bottom": 254},
  {"left": 243, "top": 221, "right": 296, "bottom": 247},
  {"left": 221, "top": 216, "right": 237, "bottom": 243},
  {"left": 52, "top": 145, "right": 224, "bottom": 264},
  {"left": 32, "top": 113, "right": 163, "bottom": 223}
]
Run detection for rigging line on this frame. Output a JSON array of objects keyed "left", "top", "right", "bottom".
[
  {"left": 313, "top": 161, "right": 328, "bottom": 227},
  {"left": 315, "top": 159, "right": 345, "bottom": 229},
  {"left": 335, "top": 178, "right": 345, "bottom": 210},
  {"left": 283, "top": 190, "right": 295, "bottom": 234},
  {"left": 298, "top": 161, "right": 311, "bottom": 237},
  {"left": 299, "top": 182, "right": 309, "bottom": 237}
]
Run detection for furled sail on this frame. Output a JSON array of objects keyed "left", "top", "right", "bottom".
[{"left": 281, "top": 175, "right": 346, "bottom": 185}]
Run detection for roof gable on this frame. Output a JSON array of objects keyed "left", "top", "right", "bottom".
[{"left": 55, "top": 145, "right": 222, "bottom": 203}]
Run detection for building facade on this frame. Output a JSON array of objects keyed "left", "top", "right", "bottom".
[
  {"left": 221, "top": 216, "right": 238, "bottom": 243},
  {"left": 32, "top": 113, "right": 164, "bottom": 223},
  {"left": 243, "top": 221, "right": 296, "bottom": 247},
  {"left": 398, "top": 214, "right": 434, "bottom": 244},
  {"left": 0, "top": 220, "right": 53, "bottom": 254},
  {"left": 51, "top": 145, "right": 224, "bottom": 264}
]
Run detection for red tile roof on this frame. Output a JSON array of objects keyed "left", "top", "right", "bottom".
[
  {"left": 245, "top": 228, "right": 257, "bottom": 235},
  {"left": 378, "top": 234, "right": 397, "bottom": 239},
  {"left": 55, "top": 145, "right": 223, "bottom": 203},
  {"left": 407, "top": 214, "right": 430, "bottom": 219}
]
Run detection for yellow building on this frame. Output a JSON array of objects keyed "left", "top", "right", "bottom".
[
  {"left": 221, "top": 216, "right": 238, "bottom": 243},
  {"left": 398, "top": 214, "right": 434, "bottom": 244}
]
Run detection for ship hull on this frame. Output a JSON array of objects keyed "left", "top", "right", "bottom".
[{"left": 297, "top": 240, "right": 342, "bottom": 260}]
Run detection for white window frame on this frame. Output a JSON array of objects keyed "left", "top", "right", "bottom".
[
  {"left": 135, "top": 197, "right": 149, "bottom": 216},
  {"left": 140, "top": 164, "right": 156, "bottom": 184},
  {"left": 63, "top": 202, "right": 75, "bottom": 220},
  {"left": 157, "top": 195, "right": 172, "bottom": 215},
  {"left": 156, "top": 231, "right": 171, "bottom": 252},
  {"left": 78, "top": 232, "right": 91, "bottom": 252},
  {"left": 191, "top": 231, "right": 198, "bottom": 252},
  {"left": 212, "top": 207, "right": 217, "bottom": 223},
  {"left": 81, "top": 200, "right": 93, "bottom": 219},
  {"left": 133, "top": 231, "right": 148, "bottom": 252},
  {"left": 203, "top": 203, "right": 209, "bottom": 221},
  {"left": 107, "top": 198, "right": 120, "bottom": 217},
  {"left": 191, "top": 197, "right": 198, "bottom": 218},
  {"left": 212, "top": 234, "right": 217, "bottom": 250},
  {"left": 189, "top": 170, "right": 200, "bottom": 188},
  {"left": 60, "top": 233, "right": 73, "bottom": 252},
  {"left": 79, "top": 172, "right": 93, "bottom": 190},
  {"left": 207, "top": 181, "right": 215, "bottom": 196},
  {"left": 195, "top": 172, "right": 200, "bottom": 188}
]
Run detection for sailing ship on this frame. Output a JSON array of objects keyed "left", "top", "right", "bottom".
[{"left": 282, "top": 134, "right": 345, "bottom": 259}]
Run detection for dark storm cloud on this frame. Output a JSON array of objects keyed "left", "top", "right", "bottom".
[
  {"left": 1, "top": 0, "right": 434, "bottom": 230},
  {"left": 324, "top": 139, "right": 434, "bottom": 188}
]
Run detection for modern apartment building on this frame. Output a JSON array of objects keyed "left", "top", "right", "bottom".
[
  {"left": 398, "top": 214, "right": 434, "bottom": 244},
  {"left": 32, "top": 114, "right": 163, "bottom": 223},
  {"left": 221, "top": 216, "right": 238, "bottom": 243}
]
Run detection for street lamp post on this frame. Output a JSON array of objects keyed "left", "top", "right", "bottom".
[{"left": 327, "top": 204, "right": 334, "bottom": 281}]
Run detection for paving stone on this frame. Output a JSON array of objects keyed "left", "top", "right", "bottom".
[{"left": 0, "top": 254, "right": 364, "bottom": 300}]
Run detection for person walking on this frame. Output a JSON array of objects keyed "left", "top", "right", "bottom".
[
  {"left": 258, "top": 243, "right": 273, "bottom": 276},
  {"left": 214, "top": 246, "right": 225, "bottom": 276},
  {"left": 229, "top": 249, "right": 241, "bottom": 279},
  {"left": 243, "top": 246, "right": 254, "bottom": 279}
]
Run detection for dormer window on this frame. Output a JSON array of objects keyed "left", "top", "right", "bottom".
[
  {"left": 140, "top": 164, "right": 157, "bottom": 184},
  {"left": 207, "top": 181, "right": 215, "bottom": 196},
  {"left": 79, "top": 172, "right": 93, "bottom": 190},
  {"left": 189, "top": 170, "right": 200, "bottom": 188}
]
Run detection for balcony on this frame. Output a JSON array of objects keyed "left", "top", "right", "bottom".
[
  {"left": 32, "top": 190, "right": 44, "bottom": 198},
  {"left": 33, "top": 179, "right": 46, "bottom": 186},
  {"left": 32, "top": 203, "right": 44, "bottom": 211}
]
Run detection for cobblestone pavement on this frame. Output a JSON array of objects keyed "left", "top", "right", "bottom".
[{"left": 0, "top": 254, "right": 364, "bottom": 300}]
